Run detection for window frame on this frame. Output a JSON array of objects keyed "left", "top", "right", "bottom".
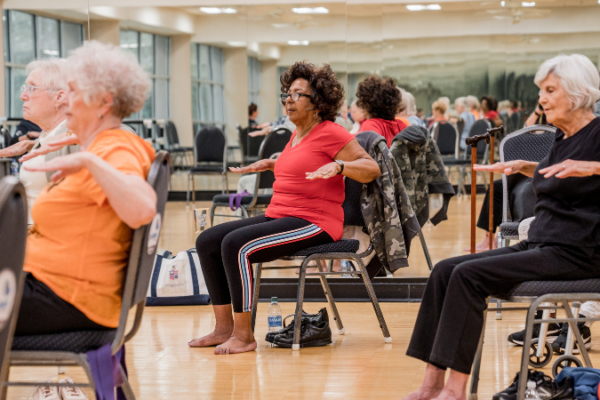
[{"left": 191, "top": 43, "right": 226, "bottom": 133}]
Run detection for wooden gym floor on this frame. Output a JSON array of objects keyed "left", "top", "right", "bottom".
[{"left": 8, "top": 193, "right": 600, "bottom": 399}]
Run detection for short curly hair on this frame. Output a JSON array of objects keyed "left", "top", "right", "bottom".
[
  {"left": 280, "top": 62, "right": 345, "bottom": 122},
  {"left": 356, "top": 75, "right": 401, "bottom": 120}
]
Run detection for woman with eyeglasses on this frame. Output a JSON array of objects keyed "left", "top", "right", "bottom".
[
  {"left": 191, "top": 61, "right": 380, "bottom": 355},
  {"left": 0, "top": 58, "right": 74, "bottom": 223}
]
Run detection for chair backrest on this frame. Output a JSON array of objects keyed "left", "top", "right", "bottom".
[
  {"left": 432, "top": 121, "right": 459, "bottom": 158},
  {"left": 0, "top": 129, "right": 11, "bottom": 149},
  {"left": 499, "top": 124, "right": 556, "bottom": 223},
  {"left": 0, "top": 177, "right": 27, "bottom": 384},
  {"left": 255, "top": 128, "right": 293, "bottom": 191},
  {"left": 194, "top": 127, "right": 226, "bottom": 164},
  {"left": 342, "top": 177, "right": 365, "bottom": 227},
  {"left": 112, "top": 151, "right": 171, "bottom": 352},
  {"left": 467, "top": 119, "right": 492, "bottom": 159},
  {"left": 165, "top": 121, "right": 180, "bottom": 147},
  {"left": 510, "top": 112, "right": 521, "bottom": 132},
  {"left": 238, "top": 125, "right": 248, "bottom": 158}
]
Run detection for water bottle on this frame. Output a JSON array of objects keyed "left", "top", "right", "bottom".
[
  {"left": 524, "top": 381, "right": 540, "bottom": 400},
  {"left": 267, "top": 297, "right": 282, "bottom": 333},
  {"left": 10, "top": 159, "right": 19, "bottom": 178},
  {"left": 341, "top": 260, "right": 352, "bottom": 277}
]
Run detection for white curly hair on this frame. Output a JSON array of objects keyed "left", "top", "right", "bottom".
[{"left": 67, "top": 40, "right": 151, "bottom": 119}]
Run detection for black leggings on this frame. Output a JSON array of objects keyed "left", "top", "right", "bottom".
[
  {"left": 406, "top": 242, "right": 600, "bottom": 374},
  {"left": 196, "top": 216, "right": 333, "bottom": 313},
  {"left": 15, "top": 273, "right": 108, "bottom": 336}
]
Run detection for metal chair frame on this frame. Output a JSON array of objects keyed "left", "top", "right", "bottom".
[
  {"left": 4, "top": 152, "right": 171, "bottom": 400},
  {"left": 187, "top": 127, "right": 229, "bottom": 206}
]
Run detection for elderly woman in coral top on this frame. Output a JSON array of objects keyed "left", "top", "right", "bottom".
[{"left": 191, "top": 61, "right": 380, "bottom": 355}]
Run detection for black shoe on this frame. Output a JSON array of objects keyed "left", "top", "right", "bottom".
[
  {"left": 551, "top": 315, "right": 591, "bottom": 354},
  {"left": 548, "top": 376, "right": 574, "bottom": 400},
  {"left": 493, "top": 370, "right": 554, "bottom": 400},
  {"left": 508, "top": 310, "right": 562, "bottom": 346},
  {"left": 272, "top": 318, "right": 332, "bottom": 348},
  {"left": 265, "top": 308, "right": 328, "bottom": 343}
]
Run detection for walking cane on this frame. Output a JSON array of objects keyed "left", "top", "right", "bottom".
[{"left": 465, "top": 126, "right": 504, "bottom": 254}]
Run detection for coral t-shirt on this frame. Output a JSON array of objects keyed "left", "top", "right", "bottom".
[
  {"left": 24, "top": 129, "right": 156, "bottom": 328},
  {"left": 265, "top": 120, "right": 354, "bottom": 241},
  {"left": 360, "top": 118, "right": 407, "bottom": 147}
]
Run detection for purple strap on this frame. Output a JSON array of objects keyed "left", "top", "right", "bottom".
[
  {"left": 229, "top": 190, "right": 250, "bottom": 211},
  {"left": 87, "top": 344, "right": 128, "bottom": 400}
]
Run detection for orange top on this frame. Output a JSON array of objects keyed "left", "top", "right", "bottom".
[
  {"left": 396, "top": 116, "right": 411, "bottom": 127},
  {"left": 471, "top": 110, "right": 480, "bottom": 120},
  {"left": 24, "top": 129, "right": 156, "bottom": 328}
]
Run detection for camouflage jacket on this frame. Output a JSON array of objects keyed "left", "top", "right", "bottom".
[
  {"left": 389, "top": 125, "right": 455, "bottom": 227},
  {"left": 355, "top": 131, "right": 421, "bottom": 272}
]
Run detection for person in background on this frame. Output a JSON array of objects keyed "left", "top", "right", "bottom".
[
  {"left": 402, "top": 91, "right": 425, "bottom": 128},
  {"left": 248, "top": 105, "right": 296, "bottom": 137},
  {"left": 349, "top": 100, "right": 365, "bottom": 134},
  {"left": 248, "top": 103, "right": 270, "bottom": 131},
  {"left": 525, "top": 102, "right": 548, "bottom": 127},
  {"left": 417, "top": 108, "right": 424, "bottom": 121},
  {"left": 190, "top": 61, "right": 380, "bottom": 354},
  {"left": 9, "top": 119, "right": 42, "bottom": 146},
  {"left": 429, "top": 100, "right": 448, "bottom": 127},
  {"left": 481, "top": 95, "right": 503, "bottom": 127},
  {"left": 498, "top": 100, "right": 512, "bottom": 117},
  {"left": 335, "top": 100, "right": 353, "bottom": 131},
  {"left": 438, "top": 96, "right": 451, "bottom": 118},
  {"left": 357, "top": 75, "right": 407, "bottom": 146},
  {"left": 395, "top": 88, "right": 412, "bottom": 127},
  {"left": 455, "top": 97, "right": 475, "bottom": 150},
  {"left": 466, "top": 95, "right": 481, "bottom": 120}
]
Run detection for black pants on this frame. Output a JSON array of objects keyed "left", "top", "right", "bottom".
[
  {"left": 196, "top": 216, "right": 333, "bottom": 313},
  {"left": 406, "top": 242, "right": 600, "bottom": 374},
  {"left": 476, "top": 179, "right": 503, "bottom": 233},
  {"left": 15, "top": 274, "right": 108, "bottom": 336}
]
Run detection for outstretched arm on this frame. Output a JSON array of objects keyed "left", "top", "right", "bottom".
[
  {"left": 305, "top": 139, "right": 380, "bottom": 183},
  {"left": 0, "top": 140, "right": 36, "bottom": 158},
  {"left": 474, "top": 160, "right": 539, "bottom": 178},
  {"left": 539, "top": 159, "right": 600, "bottom": 179}
]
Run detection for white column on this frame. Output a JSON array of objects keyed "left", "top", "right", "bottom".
[
  {"left": 223, "top": 47, "right": 248, "bottom": 145},
  {"left": 89, "top": 20, "right": 120, "bottom": 46},
  {"left": 170, "top": 35, "right": 193, "bottom": 146},
  {"left": 259, "top": 60, "right": 277, "bottom": 124}
]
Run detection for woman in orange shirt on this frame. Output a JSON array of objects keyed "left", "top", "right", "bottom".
[{"left": 14, "top": 41, "right": 157, "bottom": 336}]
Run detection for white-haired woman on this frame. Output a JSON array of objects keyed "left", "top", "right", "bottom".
[
  {"left": 466, "top": 95, "right": 481, "bottom": 120},
  {"left": 0, "top": 59, "right": 73, "bottom": 221},
  {"left": 402, "top": 90, "right": 425, "bottom": 128},
  {"left": 404, "top": 54, "right": 600, "bottom": 400},
  {"left": 12, "top": 41, "right": 156, "bottom": 343}
]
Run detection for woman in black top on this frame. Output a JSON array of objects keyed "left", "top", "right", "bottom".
[{"left": 404, "top": 54, "right": 600, "bottom": 400}]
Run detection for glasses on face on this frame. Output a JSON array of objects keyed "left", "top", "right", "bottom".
[
  {"left": 280, "top": 92, "right": 311, "bottom": 105},
  {"left": 20, "top": 84, "right": 49, "bottom": 94}
]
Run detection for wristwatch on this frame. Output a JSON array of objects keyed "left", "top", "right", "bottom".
[{"left": 335, "top": 160, "right": 344, "bottom": 175}]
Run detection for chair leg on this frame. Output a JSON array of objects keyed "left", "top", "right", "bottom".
[
  {"left": 251, "top": 263, "right": 262, "bottom": 333},
  {"left": 119, "top": 369, "right": 137, "bottom": 400},
  {"left": 292, "top": 258, "right": 309, "bottom": 351},
  {"left": 209, "top": 204, "right": 217, "bottom": 226},
  {"left": 418, "top": 231, "right": 433, "bottom": 271},
  {"left": 517, "top": 303, "right": 539, "bottom": 400},
  {"left": 495, "top": 298, "right": 503, "bottom": 320},
  {"left": 192, "top": 174, "right": 196, "bottom": 206},
  {"left": 186, "top": 173, "right": 191, "bottom": 206},
  {"left": 241, "top": 206, "right": 249, "bottom": 219},
  {"left": 315, "top": 260, "right": 344, "bottom": 333},
  {"left": 457, "top": 166, "right": 464, "bottom": 198},
  {"left": 355, "top": 257, "right": 391, "bottom": 342},
  {"left": 469, "top": 305, "right": 488, "bottom": 400}
]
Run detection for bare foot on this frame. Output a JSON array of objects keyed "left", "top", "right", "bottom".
[
  {"left": 188, "top": 330, "right": 232, "bottom": 347},
  {"left": 463, "top": 232, "right": 497, "bottom": 253},
  {"left": 402, "top": 387, "right": 443, "bottom": 400},
  {"left": 431, "top": 388, "right": 466, "bottom": 400},
  {"left": 214, "top": 335, "right": 257, "bottom": 355}
]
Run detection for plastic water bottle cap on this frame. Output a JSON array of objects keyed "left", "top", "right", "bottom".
[
  {"left": 271, "top": 297, "right": 277, "bottom": 303},
  {"left": 527, "top": 381, "right": 536, "bottom": 389}
]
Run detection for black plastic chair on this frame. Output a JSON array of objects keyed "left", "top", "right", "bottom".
[
  {"left": 164, "top": 120, "right": 193, "bottom": 169},
  {"left": 0, "top": 177, "right": 27, "bottom": 398},
  {"left": 431, "top": 121, "right": 470, "bottom": 197},
  {"left": 250, "top": 174, "right": 392, "bottom": 350},
  {"left": 6, "top": 152, "right": 171, "bottom": 400},
  {"left": 210, "top": 127, "right": 292, "bottom": 223},
  {"left": 187, "top": 127, "right": 228, "bottom": 205}
]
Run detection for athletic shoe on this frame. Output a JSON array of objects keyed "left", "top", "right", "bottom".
[
  {"left": 507, "top": 310, "right": 561, "bottom": 346},
  {"left": 59, "top": 378, "right": 88, "bottom": 400},
  {"left": 265, "top": 308, "right": 328, "bottom": 343},
  {"left": 272, "top": 318, "right": 332, "bottom": 348},
  {"left": 551, "top": 316, "right": 592, "bottom": 354},
  {"left": 493, "top": 370, "right": 554, "bottom": 400},
  {"left": 32, "top": 384, "right": 60, "bottom": 400}
]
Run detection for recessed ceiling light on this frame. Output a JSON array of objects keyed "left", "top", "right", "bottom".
[
  {"left": 292, "top": 7, "right": 329, "bottom": 14},
  {"left": 521, "top": 2, "right": 535, "bottom": 6},
  {"left": 199, "top": 7, "right": 237, "bottom": 14},
  {"left": 406, "top": 4, "right": 442, "bottom": 11},
  {"left": 226, "top": 41, "right": 246, "bottom": 47},
  {"left": 288, "top": 40, "right": 310, "bottom": 46},
  {"left": 501, "top": 1, "right": 506, "bottom": 6}
]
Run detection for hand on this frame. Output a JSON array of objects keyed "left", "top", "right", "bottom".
[
  {"left": 23, "top": 152, "right": 92, "bottom": 182},
  {"left": 0, "top": 140, "right": 36, "bottom": 158},
  {"left": 248, "top": 127, "right": 270, "bottom": 137},
  {"left": 474, "top": 160, "right": 526, "bottom": 175},
  {"left": 27, "top": 131, "right": 41, "bottom": 139},
  {"left": 306, "top": 162, "right": 341, "bottom": 180},
  {"left": 19, "top": 133, "right": 80, "bottom": 162},
  {"left": 257, "top": 122, "right": 271, "bottom": 129},
  {"left": 229, "top": 159, "right": 275, "bottom": 173},
  {"left": 538, "top": 159, "right": 600, "bottom": 179}
]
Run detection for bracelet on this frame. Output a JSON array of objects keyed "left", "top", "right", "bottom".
[{"left": 335, "top": 160, "right": 344, "bottom": 175}]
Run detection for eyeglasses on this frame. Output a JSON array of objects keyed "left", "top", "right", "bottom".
[
  {"left": 280, "top": 92, "right": 311, "bottom": 105},
  {"left": 20, "top": 84, "right": 50, "bottom": 94}
]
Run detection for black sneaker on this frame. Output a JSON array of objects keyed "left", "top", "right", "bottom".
[
  {"left": 508, "top": 310, "right": 562, "bottom": 346},
  {"left": 493, "top": 370, "right": 555, "bottom": 400},
  {"left": 551, "top": 315, "right": 591, "bottom": 354},
  {"left": 272, "top": 318, "right": 332, "bottom": 348},
  {"left": 265, "top": 308, "right": 328, "bottom": 343}
]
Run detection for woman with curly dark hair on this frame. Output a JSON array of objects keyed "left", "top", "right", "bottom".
[
  {"left": 190, "top": 61, "right": 380, "bottom": 355},
  {"left": 357, "top": 75, "right": 407, "bottom": 146}
]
